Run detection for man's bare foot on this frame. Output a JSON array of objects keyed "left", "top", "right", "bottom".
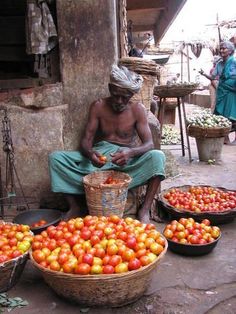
[{"left": 137, "top": 207, "right": 150, "bottom": 224}]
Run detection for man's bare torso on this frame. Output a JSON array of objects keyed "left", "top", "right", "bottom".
[{"left": 95, "top": 98, "right": 139, "bottom": 147}]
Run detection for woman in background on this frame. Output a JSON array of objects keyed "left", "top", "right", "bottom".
[{"left": 213, "top": 41, "right": 236, "bottom": 145}]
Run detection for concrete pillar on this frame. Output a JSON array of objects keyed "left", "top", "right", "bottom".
[{"left": 56, "top": 0, "right": 118, "bottom": 149}]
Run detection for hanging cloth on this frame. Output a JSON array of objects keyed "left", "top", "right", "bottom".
[
  {"left": 26, "top": 0, "right": 58, "bottom": 77},
  {"left": 190, "top": 43, "right": 203, "bottom": 58}
]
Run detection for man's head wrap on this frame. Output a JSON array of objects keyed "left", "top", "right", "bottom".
[
  {"left": 110, "top": 64, "right": 143, "bottom": 94},
  {"left": 220, "top": 41, "right": 235, "bottom": 54}
]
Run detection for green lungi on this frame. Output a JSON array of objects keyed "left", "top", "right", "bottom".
[{"left": 49, "top": 141, "right": 166, "bottom": 194}]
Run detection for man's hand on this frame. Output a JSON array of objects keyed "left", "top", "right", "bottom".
[
  {"left": 110, "top": 148, "right": 131, "bottom": 166},
  {"left": 199, "top": 69, "right": 204, "bottom": 75},
  {"left": 90, "top": 151, "right": 107, "bottom": 168}
]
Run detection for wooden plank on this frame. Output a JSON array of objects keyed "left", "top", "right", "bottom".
[
  {"left": 127, "top": 0, "right": 166, "bottom": 11},
  {"left": 0, "top": 79, "right": 38, "bottom": 90}
]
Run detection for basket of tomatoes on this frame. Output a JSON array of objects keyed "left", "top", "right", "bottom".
[
  {"left": 158, "top": 185, "right": 236, "bottom": 224},
  {"left": 163, "top": 217, "right": 221, "bottom": 256},
  {"left": 30, "top": 215, "right": 167, "bottom": 307},
  {"left": 83, "top": 170, "right": 132, "bottom": 218},
  {"left": 0, "top": 221, "right": 34, "bottom": 292}
]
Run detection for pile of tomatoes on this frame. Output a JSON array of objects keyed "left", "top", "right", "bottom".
[
  {"left": 103, "top": 176, "right": 122, "bottom": 185},
  {"left": 163, "top": 218, "right": 221, "bottom": 245},
  {"left": 31, "top": 219, "right": 47, "bottom": 228},
  {"left": 163, "top": 186, "right": 236, "bottom": 213},
  {"left": 0, "top": 222, "right": 34, "bottom": 264},
  {"left": 31, "top": 215, "right": 166, "bottom": 275}
]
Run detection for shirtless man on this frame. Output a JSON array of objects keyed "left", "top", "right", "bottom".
[{"left": 49, "top": 65, "right": 166, "bottom": 223}]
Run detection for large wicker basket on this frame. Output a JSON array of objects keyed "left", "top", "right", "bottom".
[
  {"left": 154, "top": 84, "right": 198, "bottom": 98},
  {"left": 187, "top": 124, "right": 231, "bottom": 138},
  {"left": 158, "top": 185, "right": 236, "bottom": 224},
  {"left": 83, "top": 170, "right": 132, "bottom": 217},
  {"left": 29, "top": 242, "right": 167, "bottom": 307}
]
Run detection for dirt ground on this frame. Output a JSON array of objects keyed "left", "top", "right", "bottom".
[{"left": 1, "top": 104, "right": 236, "bottom": 314}]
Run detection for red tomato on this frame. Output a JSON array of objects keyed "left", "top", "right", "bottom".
[
  {"left": 49, "top": 261, "right": 61, "bottom": 272},
  {"left": 92, "top": 229, "right": 104, "bottom": 239},
  {"left": 82, "top": 253, "right": 94, "bottom": 266},
  {"left": 139, "top": 255, "right": 151, "bottom": 266},
  {"left": 32, "top": 250, "right": 46, "bottom": 263},
  {"left": 0, "top": 254, "right": 8, "bottom": 263},
  {"left": 106, "top": 244, "right": 118, "bottom": 256},
  {"left": 103, "top": 264, "right": 115, "bottom": 274},
  {"left": 126, "top": 236, "right": 137, "bottom": 249},
  {"left": 80, "top": 228, "right": 92, "bottom": 240},
  {"left": 202, "top": 219, "right": 211, "bottom": 226},
  {"left": 122, "top": 249, "right": 135, "bottom": 262},
  {"left": 94, "top": 247, "right": 105, "bottom": 259},
  {"left": 108, "top": 255, "right": 122, "bottom": 267},
  {"left": 74, "top": 263, "right": 91, "bottom": 275},
  {"left": 189, "top": 236, "right": 199, "bottom": 244},
  {"left": 128, "top": 258, "right": 141, "bottom": 271},
  {"left": 62, "top": 261, "right": 75, "bottom": 273},
  {"left": 58, "top": 252, "right": 69, "bottom": 265}
]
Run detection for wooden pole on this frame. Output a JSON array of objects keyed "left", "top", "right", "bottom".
[
  {"left": 181, "top": 51, "right": 183, "bottom": 82},
  {"left": 186, "top": 44, "right": 190, "bottom": 82}
]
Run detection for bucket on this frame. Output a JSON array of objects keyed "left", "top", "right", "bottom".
[{"left": 195, "top": 137, "right": 224, "bottom": 161}]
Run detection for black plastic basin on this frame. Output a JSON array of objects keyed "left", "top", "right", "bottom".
[{"left": 13, "top": 209, "right": 62, "bottom": 234}]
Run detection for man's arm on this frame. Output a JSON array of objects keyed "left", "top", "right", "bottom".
[
  {"left": 80, "top": 101, "right": 104, "bottom": 166},
  {"left": 130, "top": 103, "right": 154, "bottom": 157}
]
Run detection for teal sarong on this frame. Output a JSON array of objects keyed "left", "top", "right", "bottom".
[
  {"left": 214, "top": 56, "right": 236, "bottom": 121},
  {"left": 49, "top": 141, "right": 166, "bottom": 194}
]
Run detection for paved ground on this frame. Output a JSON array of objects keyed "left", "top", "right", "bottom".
[{"left": 2, "top": 106, "right": 236, "bottom": 314}]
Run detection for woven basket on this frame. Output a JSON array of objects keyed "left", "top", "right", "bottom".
[
  {"left": 0, "top": 221, "right": 33, "bottom": 292},
  {"left": 29, "top": 242, "right": 167, "bottom": 307},
  {"left": 158, "top": 185, "right": 236, "bottom": 224},
  {"left": 154, "top": 84, "right": 198, "bottom": 98},
  {"left": 187, "top": 125, "right": 231, "bottom": 138},
  {"left": 0, "top": 252, "right": 29, "bottom": 293},
  {"left": 83, "top": 170, "right": 132, "bottom": 217}
]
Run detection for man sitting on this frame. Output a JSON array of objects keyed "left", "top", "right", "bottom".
[{"left": 49, "top": 64, "right": 166, "bottom": 223}]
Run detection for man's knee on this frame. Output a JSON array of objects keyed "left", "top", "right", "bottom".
[
  {"left": 49, "top": 151, "right": 63, "bottom": 165},
  {"left": 150, "top": 149, "right": 166, "bottom": 163}
]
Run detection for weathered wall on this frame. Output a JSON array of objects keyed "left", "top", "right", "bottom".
[
  {"left": 0, "top": 84, "right": 67, "bottom": 208},
  {"left": 0, "top": 0, "right": 118, "bottom": 210},
  {"left": 57, "top": 0, "right": 118, "bottom": 149}
]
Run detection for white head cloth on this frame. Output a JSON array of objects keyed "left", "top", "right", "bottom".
[{"left": 110, "top": 64, "right": 143, "bottom": 94}]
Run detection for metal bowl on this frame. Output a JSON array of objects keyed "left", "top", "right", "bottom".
[
  {"left": 167, "top": 235, "right": 221, "bottom": 256},
  {"left": 13, "top": 209, "right": 62, "bottom": 234}
]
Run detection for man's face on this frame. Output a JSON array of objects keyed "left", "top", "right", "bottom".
[{"left": 109, "top": 84, "right": 134, "bottom": 112}]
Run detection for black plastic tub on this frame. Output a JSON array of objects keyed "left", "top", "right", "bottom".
[
  {"left": 13, "top": 209, "right": 62, "bottom": 234},
  {"left": 167, "top": 235, "right": 221, "bottom": 256}
]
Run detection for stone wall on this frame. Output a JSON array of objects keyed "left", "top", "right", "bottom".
[
  {"left": 0, "top": 0, "right": 119, "bottom": 210},
  {"left": 0, "top": 84, "right": 67, "bottom": 207}
]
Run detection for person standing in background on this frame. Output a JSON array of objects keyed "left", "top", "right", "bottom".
[
  {"left": 199, "top": 56, "right": 221, "bottom": 112},
  {"left": 213, "top": 41, "right": 236, "bottom": 145}
]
